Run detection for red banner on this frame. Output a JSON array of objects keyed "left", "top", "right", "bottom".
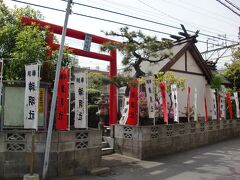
[
  {"left": 187, "top": 86, "right": 191, "bottom": 122},
  {"left": 160, "top": 82, "right": 168, "bottom": 124},
  {"left": 204, "top": 96, "right": 208, "bottom": 121},
  {"left": 56, "top": 67, "right": 69, "bottom": 130},
  {"left": 127, "top": 80, "right": 138, "bottom": 125},
  {"left": 226, "top": 92, "right": 232, "bottom": 121}
]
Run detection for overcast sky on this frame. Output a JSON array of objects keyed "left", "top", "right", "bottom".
[{"left": 4, "top": 0, "right": 240, "bottom": 70}]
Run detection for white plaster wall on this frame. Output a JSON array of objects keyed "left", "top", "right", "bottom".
[
  {"left": 171, "top": 54, "right": 185, "bottom": 71},
  {"left": 171, "top": 72, "right": 212, "bottom": 118},
  {"left": 186, "top": 51, "right": 202, "bottom": 74}
]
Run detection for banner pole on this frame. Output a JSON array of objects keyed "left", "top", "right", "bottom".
[{"left": 30, "top": 130, "right": 35, "bottom": 175}]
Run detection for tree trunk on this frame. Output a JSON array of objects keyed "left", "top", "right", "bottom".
[{"left": 125, "top": 61, "right": 145, "bottom": 97}]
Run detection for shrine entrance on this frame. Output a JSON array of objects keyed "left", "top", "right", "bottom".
[{"left": 21, "top": 16, "right": 117, "bottom": 125}]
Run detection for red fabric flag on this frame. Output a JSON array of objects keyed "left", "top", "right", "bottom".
[
  {"left": 204, "top": 96, "right": 208, "bottom": 121},
  {"left": 187, "top": 86, "right": 191, "bottom": 122},
  {"left": 127, "top": 80, "right": 138, "bottom": 125},
  {"left": 160, "top": 82, "right": 168, "bottom": 124},
  {"left": 56, "top": 67, "right": 69, "bottom": 130},
  {"left": 226, "top": 92, "right": 232, "bottom": 121}
]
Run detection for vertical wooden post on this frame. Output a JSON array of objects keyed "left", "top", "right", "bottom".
[{"left": 30, "top": 130, "right": 35, "bottom": 175}]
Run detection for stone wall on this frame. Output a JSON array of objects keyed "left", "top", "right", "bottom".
[
  {"left": 0, "top": 129, "right": 102, "bottom": 179},
  {"left": 114, "top": 120, "right": 240, "bottom": 160}
]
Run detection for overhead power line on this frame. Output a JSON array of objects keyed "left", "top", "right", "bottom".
[
  {"left": 216, "top": 0, "right": 240, "bottom": 17},
  {"left": 135, "top": 0, "right": 239, "bottom": 40},
  {"left": 67, "top": 0, "right": 238, "bottom": 44},
  {"left": 201, "top": 43, "right": 239, "bottom": 54},
  {"left": 95, "top": 0, "right": 238, "bottom": 38},
  {"left": 10, "top": 0, "right": 237, "bottom": 46},
  {"left": 224, "top": 0, "right": 240, "bottom": 11},
  {"left": 161, "top": 0, "right": 238, "bottom": 25}
]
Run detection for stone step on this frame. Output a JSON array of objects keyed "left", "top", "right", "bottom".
[
  {"left": 102, "top": 141, "right": 109, "bottom": 148},
  {"left": 89, "top": 167, "right": 110, "bottom": 176},
  {"left": 102, "top": 147, "right": 114, "bottom": 156}
]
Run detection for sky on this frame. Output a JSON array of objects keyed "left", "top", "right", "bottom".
[{"left": 3, "top": 0, "right": 240, "bottom": 71}]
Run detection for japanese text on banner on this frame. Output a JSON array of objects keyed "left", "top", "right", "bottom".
[
  {"left": 127, "top": 80, "right": 138, "bottom": 125},
  {"left": 24, "top": 64, "right": 40, "bottom": 130},
  {"left": 171, "top": 84, "right": 179, "bottom": 123},
  {"left": 160, "top": 82, "right": 168, "bottom": 124},
  {"left": 211, "top": 89, "right": 217, "bottom": 120},
  {"left": 226, "top": 92, "right": 232, "bottom": 121},
  {"left": 56, "top": 67, "right": 69, "bottom": 130},
  {"left": 74, "top": 72, "right": 88, "bottom": 128},
  {"left": 145, "top": 76, "right": 155, "bottom": 119}
]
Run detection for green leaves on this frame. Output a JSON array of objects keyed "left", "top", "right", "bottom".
[
  {"left": 0, "top": 2, "right": 74, "bottom": 83},
  {"left": 0, "top": 2, "right": 47, "bottom": 80},
  {"left": 155, "top": 71, "right": 186, "bottom": 92},
  {"left": 101, "top": 26, "right": 173, "bottom": 78},
  {"left": 210, "top": 74, "right": 222, "bottom": 90},
  {"left": 224, "top": 59, "right": 240, "bottom": 90}
]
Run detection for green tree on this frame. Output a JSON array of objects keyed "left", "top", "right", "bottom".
[
  {"left": 0, "top": 1, "right": 75, "bottom": 82},
  {"left": 101, "top": 27, "right": 173, "bottom": 78},
  {"left": 88, "top": 72, "right": 110, "bottom": 90},
  {"left": 0, "top": 1, "right": 47, "bottom": 80},
  {"left": 210, "top": 74, "right": 222, "bottom": 90},
  {"left": 223, "top": 48, "right": 240, "bottom": 90}
]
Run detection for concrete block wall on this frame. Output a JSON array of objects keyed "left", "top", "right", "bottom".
[
  {"left": 0, "top": 129, "right": 102, "bottom": 179},
  {"left": 114, "top": 120, "right": 240, "bottom": 160}
]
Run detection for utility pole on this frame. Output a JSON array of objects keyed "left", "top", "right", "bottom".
[{"left": 42, "top": 0, "right": 73, "bottom": 179}]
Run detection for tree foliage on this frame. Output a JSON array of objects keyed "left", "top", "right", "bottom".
[
  {"left": 0, "top": 1, "right": 75, "bottom": 82},
  {"left": 101, "top": 27, "right": 173, "bottom": 78},
  {"left": 223, "top": 48, "right": 240, "bottom": 90},
  {"left": 154, "top": 71, "right": 185, "bottom": 92},
  {"left": 0, "top": 1, "right": 46, "bottom": 80},
  {"left": 210, "top": 74, "right": 222, "bottom": 90},
  {"left": 88, "top": 72, "right": 111, "bottom": 90}
]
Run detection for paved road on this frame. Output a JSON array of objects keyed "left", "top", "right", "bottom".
[{"left": 53, "top": 138, "right": 240, "bottom": 180}]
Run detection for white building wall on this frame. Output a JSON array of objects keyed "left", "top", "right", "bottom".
[
  {"left": 171, "top": 54, "right": 185, "bottom": 71},
  {"left": 171, "top": 72, "right": 212, "bottom": 118},
  {"left": 186, "top": 51, "right": 202, "bottom": 74}
]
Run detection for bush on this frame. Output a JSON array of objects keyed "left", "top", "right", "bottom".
[
  {"left": 88, "top": 88, "right": 101, "bottom": 105},
  {"left": 88, "top": 105, "right": 99, "bottom": 128}
]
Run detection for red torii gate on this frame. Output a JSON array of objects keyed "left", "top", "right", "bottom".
[{"left": 21, "top": 16, "right": 117, "bottom": 125}]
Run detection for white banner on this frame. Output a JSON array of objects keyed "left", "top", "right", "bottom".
[
  {"left": 234, "top": 92, "right": 240, "bottom": 118},
  {"left": 74, "top": 72, "right": 88, "bottom": 128},
  {"left": 220, "top": 87, "right": 226, "bottom": 120},
  {"left": 194, "top": 88, "right": 198, "bottom": 122},
  {"left": 145, "top": 76, "right": 155, "bottom": 118},
  {"left": 211, "top": 89, "right": 217, "bottom": 120},
  {"left": 24, "top": 64, "right": 40, "bottom": 130},
  {"left": 0, "top": 59, "right": 3, "bottom": 105},
  {"left": 171, "top": 84, "right": 179, "bottom": 123},
  {"left": 119, "top": 97, "right": 129, "bottom": 125}
]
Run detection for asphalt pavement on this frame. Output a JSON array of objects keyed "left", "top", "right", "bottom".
[{"left": 53, "top": 137, "right": 240, "bottom": 180}]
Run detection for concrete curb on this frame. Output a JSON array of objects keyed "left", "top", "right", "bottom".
[{"left": 89, "top": 167, "right": 111, "bottom": 176}]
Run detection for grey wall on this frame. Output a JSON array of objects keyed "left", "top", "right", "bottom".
[
  {"left": 114, "top": 120, "right": 240, "bottom": 160},
  {"left": 0, "top": 129, "right": 102, "bottom": 179}
]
